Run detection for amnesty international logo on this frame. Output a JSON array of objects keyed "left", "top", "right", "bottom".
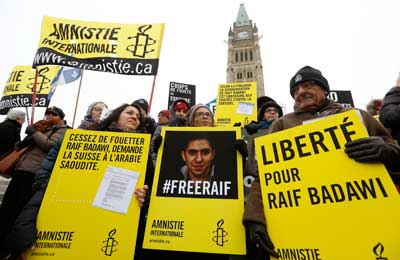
[
  {"left": 126, "top": 24, "right": 156, "bottom": 58},
  {"left": 373, "top": 242, "right": 388, "bottom": 260},
  {"left": 101, "top": 228, "right": 118, "bottom": 256},
  {"left": 27, "top": 67, "right": 51, "bottom": 93},
  {"left": 212, "top": 219, "right": 228, "bottom": 246}
]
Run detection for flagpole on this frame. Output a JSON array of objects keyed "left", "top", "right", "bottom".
[
  {"left": 72, "top": 69, "right": 84, "bottom": 128},
  {"left": 25, "top": 107, "right": 30, "bottom": 125},
  {"left": 30, "top": 69, "right": 38, "bottom": 124},
  {"left": 148, "top": 75, "right": 157, "bottom": 114}
]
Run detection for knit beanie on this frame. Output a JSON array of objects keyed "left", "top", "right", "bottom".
[
  {"left": 290, "top": 66, "right": 330, "bottom": 97},
  {"left": 187, "top": 104, "right": 214, "bottom": 126},
  {"left": 174, "top": 101, "right": 189, "bottom": 112},
  {"left": 159, "top": 110, "right": 170, "bottom": 119},
  {"left": 258, "top": 101, "right": 283, "bottom": 121},
  {"left": 132, "top": 99, "right": 149, "bottom": 114}
]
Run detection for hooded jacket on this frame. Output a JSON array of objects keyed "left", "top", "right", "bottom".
[{"left": 78, "top": 101, "right": 107, "bottom": 130}]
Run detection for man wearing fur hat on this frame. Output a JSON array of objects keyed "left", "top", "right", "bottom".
[
  {"left": 243, "top": 66, "right": 400, "bottom": 259},
  {"left": 0, "top": 109, "right": 26, "bottom": 157}
]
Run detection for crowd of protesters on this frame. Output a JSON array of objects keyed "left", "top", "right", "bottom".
[{"left": 0, "top": 65, "right": 399, "bottom": 259}]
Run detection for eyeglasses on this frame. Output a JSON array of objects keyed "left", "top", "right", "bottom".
[
  {"left": 194, "top": 112, "right": 212, "bottom": 118},
  {"left": 265, "top": 108, "right": 279, "bottom": 113},
  {"left": 92, "top": 107, "right": 103, "bottom": 112}
]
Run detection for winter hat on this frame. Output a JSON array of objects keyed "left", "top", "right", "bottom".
[
  {"left": 159, "top": 110, "right": 170, "bottom": 119},
  {"left": 132, "top": 99, "right": 149, "bottom": 114},
  {"left": 174, "top": 101, "right": 189, "bottom": 111},
  {"left": 6, "top": 109, "right": 26, "bottom": 120},
  {"left": 290, "top": 66, "right": 330, "bottom": 97},
  {"left": 187, "top": 104, "right": 214, "bottom": 126},
  {"left": 87, "top": 101, "right": 107, "bottom": 115},
  {"left": 257, "top": 96, "right": 277, "bottom": 111},
  {"left": 45, "top": 106, "right": 65, "bottom": 119},
  {"left": 258, "top": 101, "right": 283, "bottom": 121}
]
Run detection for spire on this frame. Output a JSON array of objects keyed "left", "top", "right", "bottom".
[{"left": 234, "top": 3, "right": 251, "bottom": 27}]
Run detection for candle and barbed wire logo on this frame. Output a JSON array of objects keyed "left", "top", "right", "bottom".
[
  {"left": 212, "top": 219, "right": 228, "bottom": 246},
  {"left": 101, "top": 228, "right": 118, "bottom": 256},
  {"left": 126, "top": 25, "right": 156, "bottom": 58},
  {"left": 27, "top": 67, "right": 51, "bottom": 93},
  {"left": 373, "top": 242, "right": 388, "bottom": 260}
]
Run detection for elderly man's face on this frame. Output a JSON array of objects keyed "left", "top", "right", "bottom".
[
  {"left": 181, "top": 139, "right": 215, "bottom": 181},
  {"left": 293, "top": 81, "right": 327, "bottom": 110}
]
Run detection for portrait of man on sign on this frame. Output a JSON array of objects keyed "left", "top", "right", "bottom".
[
  {"left": 180, "top": 135, "right": 216, "bottom": 182},
  {"left": 156, "top": 130, "right": 238, "bottom": 199}
]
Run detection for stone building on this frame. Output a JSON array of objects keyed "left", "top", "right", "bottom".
[{"left": 226, "top": 4, "right": 265, "bottom": 97}]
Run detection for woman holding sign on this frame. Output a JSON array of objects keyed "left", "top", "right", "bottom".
[{"left": 4, "top": 103, "right": 154, "bottom": 260}]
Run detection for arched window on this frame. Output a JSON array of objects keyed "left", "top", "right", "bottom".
[
  {"left": 235, "top": 52, "right": 238, "bottom": 62},
  {"left": 250, "top": 50, "right": 253, "bottom": 61}
]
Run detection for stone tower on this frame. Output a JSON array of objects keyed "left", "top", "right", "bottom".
[{"left": 226, "top": 4, "right": 265, "bottom": 97}]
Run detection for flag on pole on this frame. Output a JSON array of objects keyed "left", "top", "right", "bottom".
[{"left": 48, "top": 66, "right": 81, "bottom": 101}]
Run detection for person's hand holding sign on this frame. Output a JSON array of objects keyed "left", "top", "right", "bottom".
[
  {"left": 246, "top": 221, "right": 279, "bottom": 260},
  {"left": 134, "top": 185, "right": 149, "bottom": 207}
]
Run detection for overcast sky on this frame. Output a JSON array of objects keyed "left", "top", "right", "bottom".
[{"left": 1, "top": 0, "right": 399, "bottom": 127}]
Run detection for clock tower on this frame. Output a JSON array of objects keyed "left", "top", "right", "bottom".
[{"left": 226, "top": 4, "right": 265, "bottom": 97}]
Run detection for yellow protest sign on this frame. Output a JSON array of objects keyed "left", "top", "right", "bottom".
[
  {"left": 143, "top": 127, "right": 246, "bottom": 255},
  {"left": 29, "top": 129, "right": 150, "bottom": 259},
  {"left": 254, "top": 110, "right": 400, "bottom": 260},
  {"left": 215, "top": 82, "right": 257, "bottom": 126},
  {"left": 33, "top": 16, "right": 165, "bottom": 75},
  {"left": 0, "top": 65, "right": 59, "bottom": 114}
]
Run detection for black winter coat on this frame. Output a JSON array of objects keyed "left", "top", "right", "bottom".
[{"left": 0, "top": 119, "right": 21, "bottom": 157}]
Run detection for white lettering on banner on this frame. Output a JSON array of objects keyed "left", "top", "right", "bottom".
[{"left": 162, "top": 180, "right": 231, "bottom": 196}]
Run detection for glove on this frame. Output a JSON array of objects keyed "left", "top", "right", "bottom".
[
  {"left": 235, "top": 139, "right": 248, "bottom": 159},
  {"left": 15, "top": 136, "right": 34, "bottom": 150},
  {"left": 233, "top": 122, "right": 242, "bottom": 127},
  {"left": 246, "top": 222, "right": 279, "bottom": 259},
  {"left": 344, "top": 136, "right": 393, "bottom": 163},
  {"left": 245, "top": 121, "right": 260, "bottom": 135},
  {"left": 25, "top": 125, "right": 37, "bottom": 135},
  {"left": 153, "top": 135, "right": 163, "bottom": 154},
  {"left": 144, "top": 117, "right": 157, "bottom": 135}
]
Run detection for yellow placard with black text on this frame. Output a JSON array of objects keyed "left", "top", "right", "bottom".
[
  {"left": 143, "top": 127, "right": 246, "bottom": 255},
  {"left": 255, "top": 109, "right": 400, "bottom": 260},
  {"left": 0, "top": 65, "right": 59, "bottom": 113},
  {"left": 215, "top": 82, "right": 257, "bottom": 126},
  {"left": 29, "top": 129, "right": 150, "bottom": 259},
  {"left": 33, "top": 16, "right": 164, "bottom": 75}
]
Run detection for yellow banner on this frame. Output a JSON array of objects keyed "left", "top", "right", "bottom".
[
  {"left": 29, "top": 129, "right": 150, "bottom": 259},
  {"left": 0, "top": 65, "right": 59, "bottom": 113},
  {"left": 254, "top": 110, "right": 400, "bottom": 260},
  {"left": 215, "top": 82, "right": 257, "bottom": 126},
  {"left": 33, "top": 16, "right": 165, "bottom": 75},
  {"left": 143, "top": 127, "right": 246, "bottom": 254}
]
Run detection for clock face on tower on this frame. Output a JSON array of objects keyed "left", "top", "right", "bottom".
[{"left": 236, "top": 31, "right": 249, "bottom": 40}]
